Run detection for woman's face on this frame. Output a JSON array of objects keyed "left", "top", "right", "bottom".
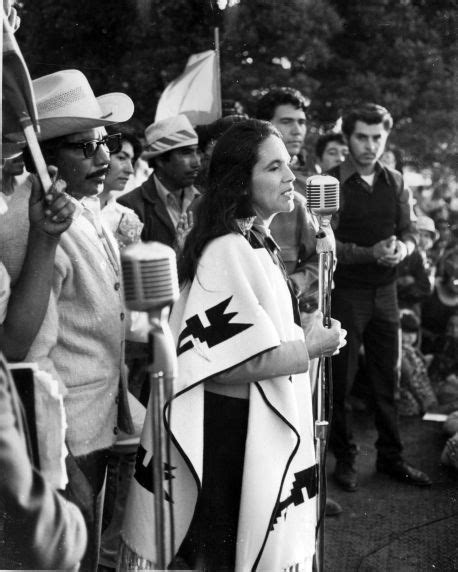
[
  {"left": 250, "top": 135, "right": 295, "bottom": 222},
  {"left": 104, "top": 140, "right": 135, "bottom": 192}
]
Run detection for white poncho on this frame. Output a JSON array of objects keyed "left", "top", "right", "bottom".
[{"left": 119, "top": 232, "right": 317, "bottom": 571}]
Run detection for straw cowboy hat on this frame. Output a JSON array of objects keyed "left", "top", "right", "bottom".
[
  {"left": 32, "top": 69, "right": 134, "bottom": 141},
  {"left": 143, "top": 114, "right": 198, "bottom": 159}
]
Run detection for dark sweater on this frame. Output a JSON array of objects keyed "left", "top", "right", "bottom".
[
  {"left": 329, "top": 161, "right": 415, "bottom": 289},
  {"left": 117, "top": 177, "right": 177, "bottom": 247}
]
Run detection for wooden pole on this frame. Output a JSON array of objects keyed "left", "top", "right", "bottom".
[{"left": 214, "top": 27, "right": 223, "bottom": 118}]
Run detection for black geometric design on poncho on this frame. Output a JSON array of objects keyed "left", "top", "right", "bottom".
[
  {"left": 270, "top": 464, "right": 318, "bottom": 529},
  {"left": 177, "top": 296, "right": 253, "bottom": 356},
  {"left": 134, "top": 444, "right": 175, "bottom": 502}
]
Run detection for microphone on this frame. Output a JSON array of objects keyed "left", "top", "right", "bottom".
[
  {"left": 121, "top": 241, "right": 179, "bottom": 381},
  {"left": 306, "top": 174, "right": 340, "bottom": 219},
  {"left": 306, "top": 174, "right": 340, "bottom": 257},
  {"left": 121, "top": 241, "right": 179, "bottom": 314}
]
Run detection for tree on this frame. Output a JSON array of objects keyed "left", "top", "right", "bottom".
[
  {"left": 17, "top": 0, "right": 216, "bottom": 128},
  {"left": 312, "top": 0, "right": 457, "bottom": 165},
  {"left": 15, "top": 0, "right": 456, "bottom": 166},
  {"left": 219, "top": 0, "right": 342, "bottom": 115}
]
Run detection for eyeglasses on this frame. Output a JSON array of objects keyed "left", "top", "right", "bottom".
[{"left": 62, "top": 133, "right": 122, "bottom": 159}]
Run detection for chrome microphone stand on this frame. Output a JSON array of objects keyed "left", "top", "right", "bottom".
[
  {"left": 147, "top": 306, "right": 178, "bottom": 569},
  {"left": 314, "top": 217, "right": 335, "bottom": 572},
  {"left": 121, "top": 241, "right": 179, "bottom": 569},
  {"left": 306, "top": 173, "right": 340, "bottom": 572}
]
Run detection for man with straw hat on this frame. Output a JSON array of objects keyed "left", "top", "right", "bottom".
[
  {"left": 1, "top": 6, "right": 88, "bottom": 568},
  {"left": 8, "top": 68, "right": 136, "bottom": 571},
  {"left": 118, "top": 114, "right": 201, "bottom": 248},
  {"left": 116, "top": 115, "right": 201, "bottom": 425}
]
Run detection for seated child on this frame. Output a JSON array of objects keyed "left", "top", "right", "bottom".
[{"left": 398, "top": 310, "right": 438, "bottom": 416}]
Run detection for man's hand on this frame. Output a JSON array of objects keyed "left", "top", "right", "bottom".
[
  {"left": 176, "top": 211, "right": 194, "bottom": 251},
  {"left": 378, "top": 240, "right": 408, "bottom": 267},
  {"left": 6, "top": 4, "right": 21, "bottom": 32},
  {"left": 373, "top": 235, "right": 396, "bottom": 260},
  {"left": 29, "top": 167, "right": 76, "bottom": 237}
]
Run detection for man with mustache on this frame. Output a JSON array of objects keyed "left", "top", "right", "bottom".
[
  {"left": 328, "top": 103, "right": 431, "bottom": 492},
  {"left": 118, "top": 114, "right": 201, "bottom": 249},
  {"left": 17, "top": 69, "right": 136, "bottom": 571}
]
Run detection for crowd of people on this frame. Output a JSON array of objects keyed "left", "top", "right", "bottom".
[{"left": 1, "top": 3, "right": 457, "bottom": 570}]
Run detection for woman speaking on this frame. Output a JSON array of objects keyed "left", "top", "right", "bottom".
[{"left": 120, "top": 119, "right": 345, "bottom": 571}]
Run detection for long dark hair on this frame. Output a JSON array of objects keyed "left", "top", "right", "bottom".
[{"left": 178, "top": 118, "right": 280, "bottom": 284}]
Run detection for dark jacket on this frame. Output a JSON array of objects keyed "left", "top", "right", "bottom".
[{"left": 117, "top": 177, "right": 177, "bottom": 247}]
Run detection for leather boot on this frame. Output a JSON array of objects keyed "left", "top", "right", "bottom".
[{"left": 334, "top": 458, "right": 358, "bottom": 492}]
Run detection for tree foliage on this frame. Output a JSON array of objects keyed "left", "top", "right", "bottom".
[
  {"left": 16, "top": 0, "right": 456, "bottom": 167},
  {"left": 220, "top": 0, "right": 342, "bottom": 114},
  {"left": 316, "top": 0, "right": 457, "bottom": 165}
]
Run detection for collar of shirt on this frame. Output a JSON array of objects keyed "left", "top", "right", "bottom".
[
  {"left": 0, "top": 193, "right": 8, "bottom": 215},
  {"left": 81, "top": 195, "right": 103, "bottom": 232},
  {"left": 252, "top": 220, "right": 281, "bottom": 253},
  {"left": 250, "top": 222, "right": 297, "bottom": 320},
  {"left": 290, "top": 155, "right": 300, "bottom": 169},
  {"left": 340, "top": 157, "right": 390, "bottom": 189},
  {"left": 80, "top": 195, "right": 120, "bottom": 275},
  {"left": 154, "top": 174, "right": 199, "bottom": 228}
]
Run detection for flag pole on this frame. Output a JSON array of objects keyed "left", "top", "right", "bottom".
[
  {"left": 214, "top": 27, "right": 222, "bottom": 118},
  {"left": 22, "top": 122, "right": 53, "bottom": 191},
  {"left": 2, "top": 12, "right": 52, "bottom": 191}
]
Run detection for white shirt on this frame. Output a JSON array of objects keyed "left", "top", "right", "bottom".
[{"left": 0, "top": 262, "right": 11, "bottom": 323}]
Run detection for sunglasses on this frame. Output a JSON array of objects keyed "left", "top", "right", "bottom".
[{"left": 62, "top": 133, "right": 122, "bottom": 159}]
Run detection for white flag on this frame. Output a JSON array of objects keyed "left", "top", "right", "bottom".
[{"left": 155, "top": 50, "right": 221, "bottom": 126}]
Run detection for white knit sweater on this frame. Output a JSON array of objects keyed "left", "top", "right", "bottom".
[{"left": 25, "top": 210, "right": 133, "bottom": 456}]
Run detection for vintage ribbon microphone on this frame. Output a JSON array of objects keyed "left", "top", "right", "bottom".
[
  {"left": 306, "top": 174, "right": 340, "bottom": 572},
  {"left": 121, "top": 241, "right": 179, "bottom": 568}
]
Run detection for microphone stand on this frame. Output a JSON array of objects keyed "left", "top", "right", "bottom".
[
  {"left": 314, "top": 215, "right": 335, "bottom": 572},
  {"left": 147, "top": 306, "right": 177, "bottom": 569}
]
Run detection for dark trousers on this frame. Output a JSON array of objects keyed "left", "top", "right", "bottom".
[
  {"left": 330, "top": 282, "right": 403, "bottom": 463},
  {"left": 99, "top": 448, "right": 137, "bottom": 568},
  {"left": 63, "top": 448, "right": 110, "bottom": 572},
  {"left": 175, "top": 391, "right": 249, "bottom": 571}
]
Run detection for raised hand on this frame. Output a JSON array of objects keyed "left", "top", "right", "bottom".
[
  {"left": 176, "top": 210, "right": 194, "bottom": 251},
  {"left": 28, "top": 166, "right": 77, "bottom": 237}
]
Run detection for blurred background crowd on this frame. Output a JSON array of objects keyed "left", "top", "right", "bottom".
[{"left": 1, "top": 1, "right": 456, "bottom": 570}]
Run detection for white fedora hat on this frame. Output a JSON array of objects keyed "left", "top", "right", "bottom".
[
  {"left": 32, "top": 69, "right": 134, "bottom": 140},
  {"left": 143, "top": 114, "right": 198, "bottom": 159}
]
